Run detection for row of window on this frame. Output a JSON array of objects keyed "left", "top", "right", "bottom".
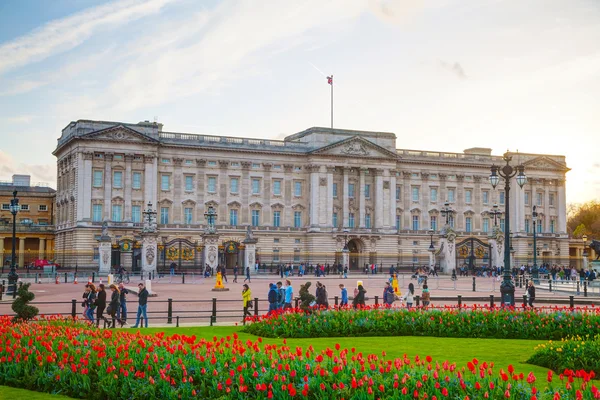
[{"left": 1, "top": 204, "right": 47, "bottom": 211}]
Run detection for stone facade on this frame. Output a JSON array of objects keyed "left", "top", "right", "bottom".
[
  {"left": 53, "top": 120, "right": 571, "bottom": 272},
  {"left": 0, "top": 176, "right": 56, "bottom": 268}
]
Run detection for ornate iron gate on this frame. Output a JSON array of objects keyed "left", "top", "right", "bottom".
[
  {"left": 455, "top": 237, "right": 491, "bottom": 274},
  {"left": 160, "top": 238, "right": 200, "bottom": 273}
]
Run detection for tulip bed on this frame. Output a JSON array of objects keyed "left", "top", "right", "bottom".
[
  {"left": 243, "top": 306, "right": 600, "bottom": 340},
  {"left": 0, "top": 316, "right": 599, "bottom": 399},
  {"left": 528, "top": 335, "right": 600, "bottom": 375}
]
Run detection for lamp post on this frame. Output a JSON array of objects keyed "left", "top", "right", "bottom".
[
  {"left": 440, "top": 201, "right": 455, "bottom": 226},
  {"left": 341, "top": 228, "right": 350, "bottom": 271},
  {"left": 7, "top": 191, "right": 19, "bottom": 295},
  {"left": 142, "top": 201, "right": 157, "bottom": 232},
  {"left": 489, "top": 203, "right": 502, "bottom": 227},
  {"left": 204, "top": 206, "right": 217, "bottom": 234},
  {"left": 582, "top": 234, "right": 589, "bottom": 271},
  {"left": 428, "top": 230, "right": 435, "bottom": 269},
  {"left": 489, "top": 152, "right": 527, "bottom": 306}
]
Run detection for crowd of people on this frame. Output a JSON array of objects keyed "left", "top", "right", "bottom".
[{"left": 82, "top": 281, "right": 149, "bottom": 328}]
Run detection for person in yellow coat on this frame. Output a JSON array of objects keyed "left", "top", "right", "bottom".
[
  {"left": 242, "top": 284, "right": 253, "bottom": 322},
  {"left": 392, "top": 274, "right": 400, "bottom": 296}
]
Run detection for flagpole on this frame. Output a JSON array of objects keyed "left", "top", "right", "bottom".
[{"left": 330, "top": 74, "right": 334, "bottom": 129}]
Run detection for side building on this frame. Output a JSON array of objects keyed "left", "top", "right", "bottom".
[
  {"left": 53, "top": 120, "right": 570, "bottom": 272},
  {"left": 0, "top": 175, "right": 56, "bottom": 268}
]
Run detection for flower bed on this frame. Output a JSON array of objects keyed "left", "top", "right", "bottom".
[
  {"left": 528, "top": 335, "right": 600, "bottom": 375},
  {"left": 0, "top": 316, "right": 597, "bottom": 399},
  {"left": 243, "top": 306, "right": 600, "bottom": 340}
]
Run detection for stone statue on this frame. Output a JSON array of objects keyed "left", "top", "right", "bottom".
[
  {"left": 101, "top": 221, "right": 109, "bottom": 237},
  {"left": 245, "top": 225, "right": 254, "bottom": 241}
]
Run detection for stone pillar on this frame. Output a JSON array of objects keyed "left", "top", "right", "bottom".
[
  {"left": 203, "top": 233, "right": 220, "bottom": 272},
  {"left": 557, "top": 178, "right": 567, "bottom": 234},
  {"left": 456, "top": 175, "right": 465, "bottom": 230},
  {"left": 544, "top": 181, "right": 551, "bottom": 232},
  {"left": 243, "top": 236, "right": 258, "bottom": 271},
  {"left": 326, "top": 166, "right": 334, "bottom": 228},
  {"left": 124, "top": 154, "right": 133, "bottom": 221},
  {"left": 309, "top": 165, "right": 320, "bottom": 229},
  {"left": 263, "top": 163, "right": 272, "bottom": 225},
  {"left": 98, "top": 237, "right": 112, "bottom": 273},
  {"left": 359, "top": 169, "right": 366, "bottom": 228},
  {"left": 0, "top": 238, "right": 4, "bottom": 268},
  {"left": 141, "top": 233, "right": 158, "bottom": 274},
  {"left": 402, "top": 171, "right": 411, "bottom": 229},
  {"left": 375, "top": 169, "right": 384, "bottom": 229},
  {"left": 39, "top": 238, "right": 46, "bottom": 260},
  {"left": 18, "top": 237, "right": 25, "bottom": 268},
  {"left": 284, "top": 164, "right": 294, "bottom": 227},
  {"left": 103, "top": 153, "right": 113, "bottom": 220},
  {"left": 438, "top": 234, "right": 456, "bottom": 274},
  {"left": 144, "top": 155, "right": 157, "bottom": 207},
  {"left": 241, "top": 162, "right": 251, "bottom": 224},
  {"left": 173, "top": 158, "right": 184, "bottom": 223},
  {"left": 82, "top": 152, "right": 93, "bottom": 220},
  {"left": 196, "top": 159, "right": 206, "bottom": 223},
  {"left": 342, "top": 167, "right": 349, "bottom": 228},
  {"left": 489, "top": 228, "right": 505, "bottom": 269}
]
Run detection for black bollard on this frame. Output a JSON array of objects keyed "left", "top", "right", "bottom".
[
  {"left": 71, "top": 299, "right": 77, "bottom": 319},
  {"left": 65, "top": 272, "right": 68, "bottom": 283},
  {"left": 211, "top": 298, "right": 217, "bottom": 325},
  {"left": 472, "top": 277, "right": 476, "bottom": 292},
  {"left": 584, "top": 281, "right": 588, "bottom": 297},
  {"left": 415, "top": 295, "right": 420, "bottom": 307},
  {"left": 92, "top": 272, "right": 96, "bottom": 283},
  {"left": 549, "top": 280, "right": 552, "bottom": 292},
  {"left": 374, "top": 295, "right": 379, "bottom": 306},
  {"left": 457, "top": 295, "right": 462, "bottom": 308},
  {"left": 167, "top": 298, "right": 173, "bottom": 324},
  {"left": 577, "top": 281, "right": 580, "bottom": 295},
  {"left": 295, "top": 297, "right": 299, "bottom": 309},
  {"left": 569, "top": 295, "right": 574, "bottom": 309},
  {"left": 334, "top": 296, "right": 339, "bottom": 306},
  {"left": 490, "top": 295, "right": 494, "bottom": 308},
  {"left": 522, "top": 295, "right": 528, "bottom": 309},
  {"left": 0, "top": 285, "right": 3, "bottom": 300},
  {"left": 254, "top": 298, "right": 259, "bottom": 316},
  {"left": 182, "top": 273, "right": 185, "bottom": 284},
  {"left": 176, "top": 316, "right": 180, "bottom": 327}
]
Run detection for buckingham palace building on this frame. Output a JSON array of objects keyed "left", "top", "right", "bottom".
[{"left": 53, "top": 119, "right": 570, "bottom": 273}]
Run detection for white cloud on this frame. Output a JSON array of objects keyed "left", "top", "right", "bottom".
[
  {"left": 0, "top": 150, "right": 56, "bottom": 186},
  {"left": 0, "top": 0, "right": 178, "bottom": 76}
]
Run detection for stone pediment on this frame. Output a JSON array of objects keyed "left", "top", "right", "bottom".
[
  {"left": 310, "top": 136, "right": 398, "bottom": 159},
  {"left": 522, "top": 156, "right": 569, "bottom": 171},
  {"left": 82, "top": 125, "right": 159, "bottom": 144}
]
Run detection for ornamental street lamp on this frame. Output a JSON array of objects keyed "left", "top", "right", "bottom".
[
  {"left": 489, "top": 152, "right": 527, "bottom": 306},
  {"left": 142, "top": 201, "right": 157, "bottom": 233},
  {"left": 204, "top": 206, "right": 217, "bottom": 234},
  {"left": 428, "top": 230, "right": 435, "bottom": 252},
  {"left": 489, "top": 203, "right": 502, "bottom": 227},
  {"left": 532, "top": 205, "right": 539, "bottom": 283},
  {"left": 440, "top": 201, "right": 455, "bottom": 226},
  {"left": 341, "top": 228, "right": 350, "bottom": 270},
  {"left": 7, "top": 191, "right": 19, "bottom": 295}
]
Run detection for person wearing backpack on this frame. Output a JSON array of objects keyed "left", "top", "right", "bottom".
[
  {"left": 276, "top": 281, "right": 285, "bottom": 310},
  {"left": 421, "top": 283, "right": 431, "bottom": 307},
  {"left": 383, "top": 281, "right": 395, "bottom": 307},
  {"left": 267, "top": 283, "right": 278, "bottom": 314}
]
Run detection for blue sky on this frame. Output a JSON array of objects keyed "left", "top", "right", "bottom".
[{"left": 0, "top": 0, "right": 599, "bottom": 204}]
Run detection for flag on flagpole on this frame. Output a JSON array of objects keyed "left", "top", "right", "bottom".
[{"left": 327, "top": 75, "right": 333, "bottom": 85}]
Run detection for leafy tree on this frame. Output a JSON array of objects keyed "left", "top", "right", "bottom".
[
  {"left": 568, "top": 201, "right": 600, "bottom": 239},
  {"left": 11, "top": 282, "right": 39, "bottom": 321}
]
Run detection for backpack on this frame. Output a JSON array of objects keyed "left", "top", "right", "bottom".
[
  {"left": 268, "top": 289, "right": 277, "bottom": 304},
  {"left": 384, "top": 289, "right": 395, "bottom": 304}
]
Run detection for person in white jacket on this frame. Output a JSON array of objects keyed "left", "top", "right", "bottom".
[{"left": 402, "top": 283, "right": 415, "bottom": 309}]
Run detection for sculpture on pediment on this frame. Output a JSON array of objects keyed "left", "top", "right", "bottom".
[
  {"left": 341, "top": 141, "right": 369, "bottom": 156},
  {"left": 113, "top": 131, "right": 126, "bottom": 140}
]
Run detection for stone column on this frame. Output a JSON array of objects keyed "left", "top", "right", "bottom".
[
  {"left": 243, "top": 236, "right": 258, "bottom": 271},
  {"left": 18, "top": 237, "right": 25, "bottom": 268},
  {"left": 203, "top": 233, "right": 220, "bottom": 272},
  {"left": 124, "top": 154, "right": 133, "bottom": 221},
  {"left": 419, "top": 173, "right": 427, "bottom": 229},
  {"left": 342, "top": 167, "right": 350, "bottom": 228},
  {"left": 82, "top": 152, "right": 93, "bottom": 220},
  {"left": 173, "top": 158, "right": 184, "bottom": 223},
  {"left": 141, "top": 233, "right": 158, "bottom": 274},
  {"left": 284, "top": 164, "right": 294, "bottom": 227},
  {"left": 98, "top": 235, "right": 112, "bottom": 273},
  {"left": 241, "top": 162, "right": 251, "bottom": 224},
  {"left": 375, "top": 169, "right": 384, "bottom": 229},
  {"left": 218, "top": 161, "right": 228, "bottom": 224},
  {"left": 196, "top": 159, "right": 206, "bottom": 223},
  {"left": 473, "top": 176, "right": 482, "bottom": 231},
  {"left": 103, "top": 153, "right": 113, "bottom": 220},
  {"left": 144, "top": 155, "right": 157, "bottom": 207},
  {"left": 402, "top": 171, "right": 411, "bottom": 229},
  {"left": 0, "top": 238, "right": 4, "bottom": 268},
  {"left": 326, "top": 166, "right": 334, "bottom": 228},
  {"left": 544, "top": 180, "right": 551, "bottom": 232},
  {"left": 308, "top": 165, "right": 320, "bottom": 230},
  {"left": 456, "top": 175, "right": 465, "bottom": 230},
  {"left": 359, "top": 168, "right": 366, "bottom": 228},
  {"left": 557, "top": 178, "right": 567, "bottom": 234},
  {"left": 39, "top": 238, "right": 45, "bottom": 260}
]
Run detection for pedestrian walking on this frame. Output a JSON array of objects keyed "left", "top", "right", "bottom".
[
  {"left": 221, "top": 265, "right": 228, "bottom": 283},
  {"left": 96, "top": 284, "right": 108, "bottom": 327},
  {"left": 233, "top": 264, "right": 239, "bottom": 283},
  {"left": 343, "top": 265, "right": 348, "bottom": 279},
  {"left": 106, "top": 284, "right": 121, "bottom": 328},
  {"left": 421, "top": 283, "right": 431, "bottom": 307},
  {"left": 352, "top": 284, "right": 367, "bottom": 309},
  {"left": 117, "top": 282, "right": 128, "bottom": 326},
  {"left": 284, "top": 279, "right": 293, "bottom": 310},
  {"left": 242, "top": 284, "right": 252, "bottom": 322},
  {"left": 527, "top": 281, "right": 536, "bottom": 308},
  {"left": 267, "top": 283, "right": 278, "bottom": 314},
  {"left": 402, "top": 283, "right": 415, "bottom": 309},
  {"left": 383, "top": 282, "right": 395, "bottom": 307},
  {"left": 244, "top": 266, "right": 251, "bottom": 283},
  {"left": 315, "top": 282, "right": 329, "bottom": 308},
  {"left": 84, "top": 284, "right": 96, "bottom": 323},
  {"left": 131, "top": 282, "right": 149, "bottom": 328},
  {"left": 276, "top": 281, "right": 285, "bottom": 310},
  {"left": 170, "top": 262, "right": 176, "bottom": 279},
  {"left": 339, "top": 284, "right": 348, "bottom": 307}
]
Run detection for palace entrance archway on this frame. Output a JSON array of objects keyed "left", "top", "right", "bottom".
[
  {"left": 347, "top": 239, "right": 363, "bottom": 270},
  {"left": 219, "top": 241, "right": 243, "bottom": 270}
]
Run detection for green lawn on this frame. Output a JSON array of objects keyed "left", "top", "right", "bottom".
[{"left": 0, "top": 326, "right": 552, "bottom": 399}]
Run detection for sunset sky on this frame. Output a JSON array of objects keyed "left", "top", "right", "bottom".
[{"left": 0, "top": 0, "right": 598, "bottom": 204}]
